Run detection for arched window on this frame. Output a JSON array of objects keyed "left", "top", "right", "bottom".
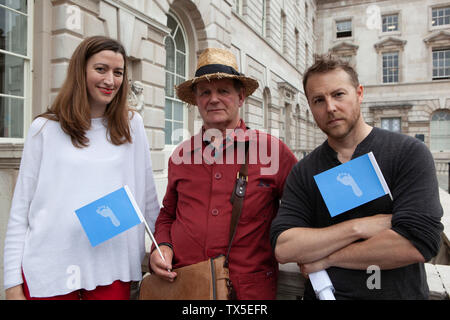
[
  {"left": 164, "top": 14, "right": 187, "bottom": 145},
  {"left": 431, "top": 110, "right": 450, "bottom": 152}
]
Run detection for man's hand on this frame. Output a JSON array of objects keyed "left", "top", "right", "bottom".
[
  {"left": 149, "top": 245, "right": 177, "bottom": 282},
  {"left": 5, "top": 285, "right": 26, "bottom": 300},
  {"left": 298, "top": 257, "right": 331, "bottom": 278}
]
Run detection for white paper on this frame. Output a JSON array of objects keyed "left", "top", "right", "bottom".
[{"left": 309, "top": 269, "right": 336, "bottom": 300}]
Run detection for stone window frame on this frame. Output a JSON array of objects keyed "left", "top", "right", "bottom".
[
  {"left": 329, "top": 41, "right": 359, "bottom": 68},
  {"left": 424, "top": 30, "right": 450, "bottom": 81},
  {"left": 432, "top": 48, "right": 450, "bottom": 80},
  {"left": 430, "top": 4, "right": 450, "bottom": 29},
  {"left": 379, "top": 10, "right": 401, "bottom": 37},
  {"left": 374, "top": 37, "right": 407, "bottom": 85},
  {"left": 0, "top": 0, "right": 34, "bottom": 169},
  {"left": 0, "top": 0, "right": 33, "bottom": 144},
  {"left": 334, "top": 18, "right": 353, "bottom": 40}
]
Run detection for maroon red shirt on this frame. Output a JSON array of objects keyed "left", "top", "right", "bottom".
[{"left": 154, "top": 120, "right": 297, "bottom": 299}]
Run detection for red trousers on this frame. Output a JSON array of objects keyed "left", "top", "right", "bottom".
[{"left": 22, "top": 272, "right": 130, "bottom": 300}]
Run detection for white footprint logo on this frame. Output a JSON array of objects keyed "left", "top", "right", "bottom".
[
  {"left": 337, "top": 173, "right": 363, "bottom": 197},
  {"left": 96, "top": 205, "right": 120, "bottom": 227}
]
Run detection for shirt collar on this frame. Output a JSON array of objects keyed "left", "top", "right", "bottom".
[{"left": 185, "top": 119, "right": 255, "bottom": 154}]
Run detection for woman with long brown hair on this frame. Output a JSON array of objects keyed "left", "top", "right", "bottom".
[{"left": 3, "top": 36, "right": 160, "bottom": 299}]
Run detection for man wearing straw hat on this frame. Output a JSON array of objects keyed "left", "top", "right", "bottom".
[{"left": 149, "top": 48, "right": 297, "bottom": 299}]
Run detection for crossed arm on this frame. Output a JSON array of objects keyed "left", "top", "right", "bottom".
[{"left": 274, "top": 214, "right": 425, "bottom": 275}]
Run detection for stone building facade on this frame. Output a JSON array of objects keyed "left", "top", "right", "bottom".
[
  {"left": 315, "top": 0, "right": 450, "bottom": 174},
  {"left": 1, "top": 0, "right": 449, "bottom": 299},
  {"left": 0, "top": 0, "right": 320, "bottom": 297}
]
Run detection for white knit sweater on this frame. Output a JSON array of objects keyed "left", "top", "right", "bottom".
[{"left": 3, "top": 112, "right": 160, "bottom": 298}]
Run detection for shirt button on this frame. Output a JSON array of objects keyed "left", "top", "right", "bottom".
[
  {"left": 211, "top": 208, "right": 219, "bottom": 216},
  {"left": 214, "top": 172, "right": 222, "bottom": 180}
]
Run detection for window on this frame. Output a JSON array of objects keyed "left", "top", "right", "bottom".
[
  {"left": 262, "top": 0, "right": 266, "bottom": 36},
  {"left": 431, "top": 110, "right": 450, "bottom": 152},
  {"left": 234, "top": 0, "right": 243, "bottom": 15},
  {"left": 164, "top": 14, "right": 187, "bottom": 145},
  {"left": 432, "top": 48, "right": 450, "bottom": 80},
  {"left": 336, "top": 20, "right": 352, "bottom": 38},
  {"left": 295, "top": 28, "right": 299, "bottom": 69},
  {"left": 305, "top": 42, "right": 309, "bottom": 70},
  {"left": 382, "top": 14, "right": 398, "bottom": 32},
  {"left": 432, "top": 6, "right": 450, "bottom": 26},
  {"left": 281, "top": 10, "right": 287, "bottom": 53},
  {"left": 0, "top": 0, "right": 31, "bottom": 140},
  {"left": 382, "top": 52, "right": 399, "bottom": 83},
  {"left": 381, "top": 117, "right": 401, "bottom": 133}
]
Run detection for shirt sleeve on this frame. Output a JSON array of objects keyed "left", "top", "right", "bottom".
[
  {"left": 3, "top": 118, "right": 45, "bottom": 290},
  {"left": 153, "top": 158, "right": 178, "bottom": 249},
  {"left": 390, "top": 138, "right": 444, "bottom": 261}
]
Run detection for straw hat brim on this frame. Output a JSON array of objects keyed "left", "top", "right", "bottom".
[{"left": 176, "top": 72, "right": 259, "bottom": 106}]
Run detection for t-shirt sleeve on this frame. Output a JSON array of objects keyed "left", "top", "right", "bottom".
[
  {"left": 390, "top": 138, "right": 443, "bottom": 262},
  {"left": 270, "top": 161, "right": 315, "bottom": 250}
]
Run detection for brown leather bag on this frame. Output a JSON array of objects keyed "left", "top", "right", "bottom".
[
  {"left": 139, "top": 144, "right": 248, "bottom": 300},
  {"left": 138, "top": 255, "right": 232, "bottom": 300}
]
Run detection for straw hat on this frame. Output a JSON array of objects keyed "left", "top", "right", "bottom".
[{"left": 176, "top": 48, "right": 259, "bottom": 105}]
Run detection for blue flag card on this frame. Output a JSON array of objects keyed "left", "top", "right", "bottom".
[
  {"left": 75, "top": 185, "right": 146, "bottom": 247},
  {"left": 313, "top": 152, "right": 392, "bottom": 217}
]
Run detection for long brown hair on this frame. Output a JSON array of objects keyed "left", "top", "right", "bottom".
[{"left": 39, "top": 36, "right": 132, "bottom": 148}]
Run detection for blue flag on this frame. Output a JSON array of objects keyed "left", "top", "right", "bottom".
[
  {"left": 75, "top": 185, "right": 145, "bottom": 246},
  {"left": 313, "top": 152, "right": 392, "bottom": 217}
]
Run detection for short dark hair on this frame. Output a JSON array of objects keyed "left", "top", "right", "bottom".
[{"left": 303, "top": 54, "right": 360, "bottom": 98}]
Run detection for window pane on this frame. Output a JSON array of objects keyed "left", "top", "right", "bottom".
[
  {"left": 382, "top": 14, "right": 398, "bottom": 32},
  {"left": 433, "top": 49, "right": 450, "bottom": 79},
  {"left": 176, "top": 51, "right": 185, "bottom": 77},
  {"left": 0, "top": 96, "right": 23, "bottom": 138},
  {"left": 165, "top": 99, "right": 172, "bottom": 120},
  {"left": 164, "top": 14, "right": 187, "bottom": 145},
  {"left": 431, "top": 111, "right": 450, "bottom": 151},
  {"left": 164, "top": 120, "right": 172, "bottom": 145},
  {"left": 0, "top": 0, "right": 27, "bottom": 13},
  {"left": 165, "top": 73, "right": 174, "bottom": 97},
  {"left": 0, "top": 53, "right": 24, "bottom": 96},
  {"left": 167, "top": 15, "right": 177, "bottom": 36},
  {"left": 382, "top": 52, "right": 399, "bottom": 83},
  {"left": 0, "top": 6, "right": 28, "bottom": 55},
  {"left": 164, "top": 37, "right": 175, "bottom": 72},
  {"left": 173, "top": 101, "right": 183, "bottom": 121},
  {"left": 173, "top": 122, "right": 183, "bottom": 145},
  {"left": 174, "top": 29, "right": 185, "bottom": 53},
  {"left": 176, "top": 76, "right": 185, "bottom": 87}
]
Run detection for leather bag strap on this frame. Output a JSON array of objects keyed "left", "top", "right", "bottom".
[{"left": 224, "top": 142, "right": 249, "bottom": 267}]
